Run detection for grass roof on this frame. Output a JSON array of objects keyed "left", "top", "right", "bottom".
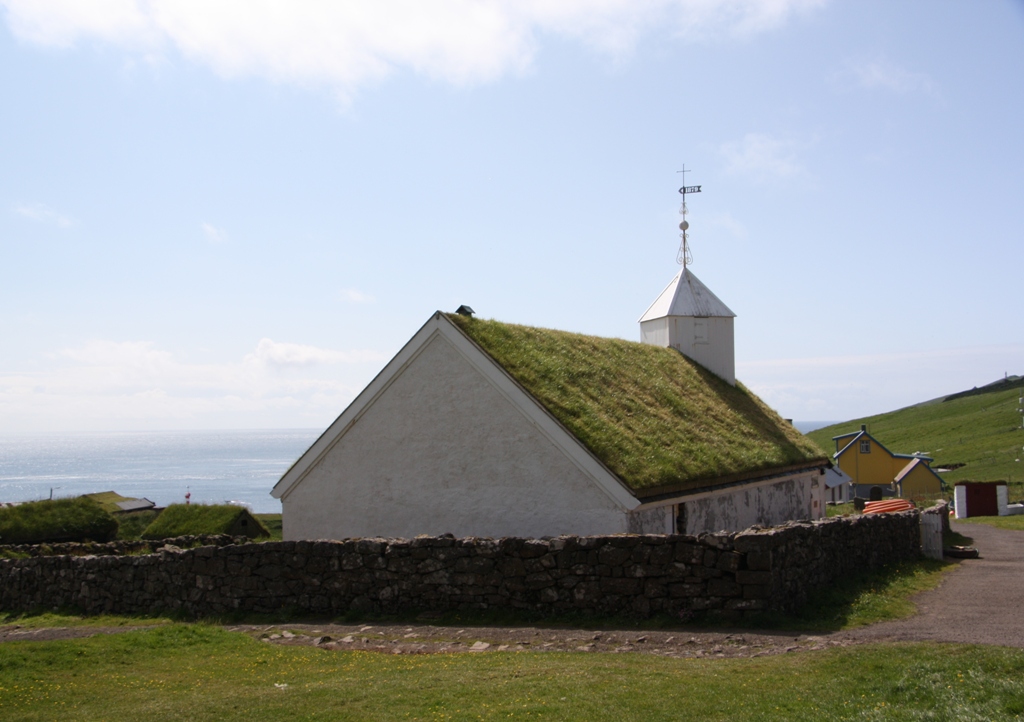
[
  {"left": 142, "top": 504, "right": 269, "bottom": 540},
  {"left": 0, "top": 497, "right": 119, "bottom": 544},
  {"left": 448, "top": 314, "right": 826, "bottom": 495},
  {"left": 81, "top": 491, "right": 135, "bottom": 514}
]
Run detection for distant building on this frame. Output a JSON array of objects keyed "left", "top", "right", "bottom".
[
  {"left": 831, "top": 426, "right": 942, "bottom": 500},
  {"left": 823, "top": 466, "right": 853, "bottom": 504}
]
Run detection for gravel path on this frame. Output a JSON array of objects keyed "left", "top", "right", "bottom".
[
  {"left": 2, "top": 521, "right": 1020, "bottom": 655},
  {"left": 843, "top": 521, "right": 1024, "bottom": 648}
]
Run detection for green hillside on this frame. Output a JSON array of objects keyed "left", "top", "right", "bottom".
[{"left": 807, "top": 377, "right": 1024, "bottom": 489}]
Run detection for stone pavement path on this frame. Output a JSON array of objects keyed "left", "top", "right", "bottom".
[{"left": 844, "top": 521, "right": 1024, "bottom": 648}]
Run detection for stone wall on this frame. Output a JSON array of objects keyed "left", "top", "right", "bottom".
[{"left": 0, "top": 510, "right": 922, "bottom": 619}]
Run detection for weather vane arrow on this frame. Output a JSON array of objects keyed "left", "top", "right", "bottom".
[{"left": 676, "top": 166, "right": 702, "bottom": 269}]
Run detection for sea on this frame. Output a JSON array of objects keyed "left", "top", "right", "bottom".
[
  {"left": 0, "top": 422, "right": 839, "bottom": 514},
  {"left": 0, "top": 429, "right": 323, "bottom": 514}
]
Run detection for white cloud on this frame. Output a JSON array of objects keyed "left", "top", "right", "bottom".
[
  {"left": 201, "top": 221, "right": 227, "bottom": 243},
  {"left": 247, "top": 338, "right": 385, "bottom": 367},
  {"left": 707, "top": 212, "right": 748, "bottom": 239},
  {"left": 719, "top": 132, "right": 808, "bottom": 183},
  {"left": 738, "top": 345, "right": 1024, "bottom": 421},
  {"left": 847, "top": 56, "right": 938, "bottom": 97},
  {"left": 1, "top": 1, "right": 825, "bottom": 98},
  {"left": 0, "top": 338, "right": 390, "bottom": 431},
  {"left": 340, "top": 288, "right": 374, "bottom": 304},
  {"left": 12, "top": 201, "right": 74, "bottom": 228}
]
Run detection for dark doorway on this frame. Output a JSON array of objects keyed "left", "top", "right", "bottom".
[{"left": 963, "top": 483, "right": 999, "bottom": 517}]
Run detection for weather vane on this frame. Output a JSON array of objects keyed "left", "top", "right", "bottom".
[{"left": 676, "top": 165, "right": 702, "bottom": 268}]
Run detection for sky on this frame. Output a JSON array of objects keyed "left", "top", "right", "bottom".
[{"left": 1, "top": 0, "right": 1022, "bottom": 434}]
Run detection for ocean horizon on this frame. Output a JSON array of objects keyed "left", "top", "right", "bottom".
[
  {"left": 1, "top": 422, "right": 842, "bottom": 514},
  {"left": 0, "top": 429, "right": 323, "bottom": 514}
]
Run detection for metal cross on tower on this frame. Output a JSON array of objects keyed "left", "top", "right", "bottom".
[{"left": 676, "top": 165, "right": 702, "bottom": 268}]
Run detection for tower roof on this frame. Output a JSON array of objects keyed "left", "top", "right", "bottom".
[{"left": 638, "top": 268, "right": 736, "bottom": 322}]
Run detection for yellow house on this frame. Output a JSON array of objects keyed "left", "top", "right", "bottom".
[
  {"left": 894, "top": 458, "right": 945, "bottom": 500},
  {"left": 832, "top": 425, "right": 942, "bottom": 500}
]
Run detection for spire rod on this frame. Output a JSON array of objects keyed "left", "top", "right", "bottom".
[{"left": 675, "top": 165, "right": 702, "bottom": 269}]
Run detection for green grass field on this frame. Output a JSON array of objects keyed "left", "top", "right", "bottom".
[
  {"left": 808, "top": 381, "right": 1024, "bottom": 489},
  {"left": 0, "top": 625, "right": 1021, "bottom": 720},
  {"left": 256, "top": 513, "right": 283, "bottom": 541},
  {"left": 955, "top": 514, "right": 1024, "bottom": 532}
]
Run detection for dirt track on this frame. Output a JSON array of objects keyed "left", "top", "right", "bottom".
[
  {"left": 2, "top": 521, "right": 1021, "bottom": 655},
  {"left": 842, "top": 521, "right": 1024, "bottom": 648}
]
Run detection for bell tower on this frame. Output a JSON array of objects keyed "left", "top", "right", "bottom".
[{"left": 639, "top": 171, "right": 736, "bottom": 385}]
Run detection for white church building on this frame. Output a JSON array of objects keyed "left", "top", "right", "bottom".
[{"left": 272, "top": 266, "right": 828, "bottom": 541}]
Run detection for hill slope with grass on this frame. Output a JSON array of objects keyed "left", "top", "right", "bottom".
[{"left": 808, "top": 376, "right": 1024, "bottom": 487}]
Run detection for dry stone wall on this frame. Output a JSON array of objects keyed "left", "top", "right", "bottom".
[{"left": 0, "top": 510, "right": 922, "bottom": 619}]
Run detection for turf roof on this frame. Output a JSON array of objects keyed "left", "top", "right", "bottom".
[{"left": 448, "top": 314, "right": 826, "bottom": 495}]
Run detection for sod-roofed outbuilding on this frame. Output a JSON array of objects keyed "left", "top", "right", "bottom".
[
  {"left": 141, "top": 504, "right": 269, "bottom": 540},
  {"left": 272, "top": 311, "right": 828, "bottom": 540}
]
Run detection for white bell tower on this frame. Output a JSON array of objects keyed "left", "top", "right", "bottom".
[{"left": 639, "top": 171, "right": 736, "bottom": 385}]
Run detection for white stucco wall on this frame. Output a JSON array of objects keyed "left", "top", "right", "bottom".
[
  {"left": 674, "top": 469, "right": 821, "bottom": 535},
  {"left": 280, "top": 332, "right": 629, "bottom": 540}
]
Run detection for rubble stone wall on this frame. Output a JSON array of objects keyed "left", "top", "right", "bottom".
[{"left": 0, "top": 510, "right": 923, "bottom": 619}]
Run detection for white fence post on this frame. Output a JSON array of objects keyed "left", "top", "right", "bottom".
[{"left": 920, "top": 513, "right": 943, "bottom": 560}]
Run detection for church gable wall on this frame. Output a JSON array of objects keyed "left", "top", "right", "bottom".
[{"left": 282, "top": 332, "right": 627, "bottom": 541}]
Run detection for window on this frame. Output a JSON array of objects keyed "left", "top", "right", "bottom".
[{"left": 859, "top": 438, "right": 871, "bottom": 454}]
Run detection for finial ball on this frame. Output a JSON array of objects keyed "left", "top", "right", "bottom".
[{"left": 679, "top": 220, "right": 689, "bottom": 231}]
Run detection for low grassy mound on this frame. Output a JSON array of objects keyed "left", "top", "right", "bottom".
[
  {"left": 0, "top": 497, "right": 118, "bottom": 544},
  {"left": 141, "top": 504, "right": 269, "bottom": 540}
]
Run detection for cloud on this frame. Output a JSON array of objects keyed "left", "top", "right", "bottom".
[
  {"left": 1, "top": 1, "right": 826, "bottom": 99},
  {"left": 707, "top": 212, "right": 748, "bottom": 239},
  {"left": 340, "top": 288, "right": 374, "bottom": 304},
  {"left": 847, "top": 56, "right": 938, "bottom": 97},
  {"left": 719, "top": 132, "right": 808, "bottom": 183},
  {"left": 0, "top": 337, "right": 391, "bottom": 430},
  {"left": 201, "top": 221, "right": 227, "bottom": 243},
  {"left": 12, "top": 201, "right": 74, "bottom": 228},
  {"left": 738, "top": 345, "right": 1024, "bottom": 421},
  {"left": 247, "top": 338, "right": 386, "bottom": 367}
]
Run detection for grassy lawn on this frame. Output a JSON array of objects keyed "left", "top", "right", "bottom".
[
  {"left": 256, "top": 513, "right": 283, "bottom": 541},
  {"left": 756, "top": 558, "right": 955, "bottom": 632},
  {"left": 0, "top": 611, "right": 176, "bottom": 629},
  {"left": 955, "top": 515, "right": 1024, "bottom": 532},
  {"left": 826, "top": 502, "right": 855, "bottom": 517},
  {"left": 0, "top": 625, "right": 1022, "bottom": 721}
]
